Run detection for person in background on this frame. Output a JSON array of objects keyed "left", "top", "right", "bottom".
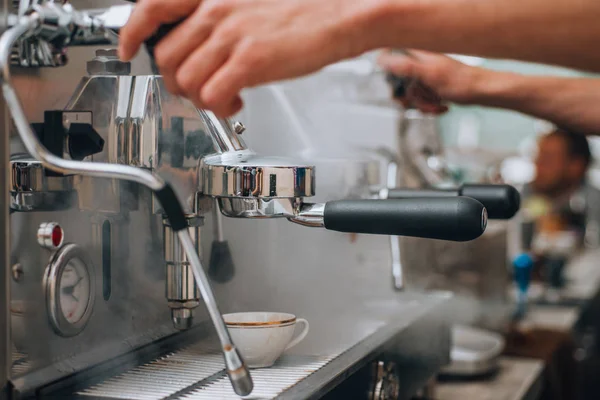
[{"left": 523, "top": 130, "right": 599, "bottom": 252}]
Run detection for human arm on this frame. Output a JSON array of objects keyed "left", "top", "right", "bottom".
[
  {"left": 379, "top": 51, "right": 600, "bottom": 136},
  {"left": 118, "top": 0, "right": 600, "bottom": 117}
]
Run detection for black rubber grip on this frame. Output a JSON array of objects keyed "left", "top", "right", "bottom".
[
  {"left": 460, "top": 184, "right": 520, "bottom": 219},
  {"left": 323, "top": 197, "right": 486, "bottom": 242},
  {"left": 387, "top": 184, "right": 520, "bottom": 220},
  {"left": 155, "top": 184, "right": 187, "bottom": 231}
]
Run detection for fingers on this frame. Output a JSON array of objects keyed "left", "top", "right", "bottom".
[
  {"left": 378, "top": 51, "right": 419, "bottom": 78},
  {"left": 119, "top": 0, "right": 201, "bottom": 61},
  {"left": 154, "top": 11, "right": 215, "bottom": 94},
  {"left": 200, "top": 55, "right": 248, "bottom": 117},
  {"left": 174, "top": 39, "right": 231, "bottom": 105}
]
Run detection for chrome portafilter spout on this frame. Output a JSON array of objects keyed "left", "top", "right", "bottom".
[{"left": 0, "top": 10, "right": 253, "bottom": 397}]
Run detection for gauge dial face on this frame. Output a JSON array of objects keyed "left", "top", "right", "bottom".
[
  {"left": 59, "top": 258, "right": 91, "bottom": 325},
  {"left": 45, "top": 243, "right": 95, "bottom": 337}
]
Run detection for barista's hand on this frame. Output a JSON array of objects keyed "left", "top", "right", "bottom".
[
  {"left": 378, "top": 50, "right": 481, "bottom": 113},
  {"left": 119, "top": 0, "right": 374, "bottom": 117}
]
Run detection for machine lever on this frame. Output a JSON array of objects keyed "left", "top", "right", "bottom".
[
  {"left": 386, "top": 184, "right": 520, "bottom": 220},
  {"left": 322, "top": 197, "right": 487, "bottom": 241}
]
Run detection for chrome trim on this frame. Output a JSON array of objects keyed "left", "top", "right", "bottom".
[
  {"left": 218, "top": 197, "right": 298, "bottom": 219},
  {"left": 10, "top": 156, "right": 75, "bottom": 211},
  {"left": 289, "top": 203, "right": 325, "bottom": 228},
  {"left": 43, "top": 243, "right": 96, "bottom": 337},
  {"left": 36, "top": 221, "right": 63, "bottom": 249},
  {"left": 202, "top": 153, "right": 315, "bottom": 199},
  {"left": 164, "top": 218, "right": 201, "bottom": 330}
]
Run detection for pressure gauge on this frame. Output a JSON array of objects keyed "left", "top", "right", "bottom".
[{"left": 44, "top": 243, "right": 95, "bottom": 337}]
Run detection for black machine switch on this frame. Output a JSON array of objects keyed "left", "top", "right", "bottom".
[
  {"left": 67, "top": 123, "right": 105, "bottom": 161},
  {"left": 32, "top": 110, "right": 104, "bottom": 175}
]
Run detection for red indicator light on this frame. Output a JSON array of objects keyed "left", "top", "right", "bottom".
[{"left": 51, "top": 225, "right": 63, "bottom": 248}]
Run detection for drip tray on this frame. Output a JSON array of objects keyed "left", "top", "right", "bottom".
[
  {"left": 181, "top": 355, "right": 335, "bottom": 399},
  {"left": 77, "top": 340, "right": 337, "bottom": 400}
]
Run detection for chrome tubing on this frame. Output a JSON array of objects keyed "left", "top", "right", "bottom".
[
  {"left": 178, "top": 232, "right": 251, "bottom": 395},
  {"left": 0, "top": 15, "right": 253, "bottom": 396}
]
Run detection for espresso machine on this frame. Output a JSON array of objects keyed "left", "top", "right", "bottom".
[{"left": 0, "top": 1, "right": 496, "bottom": 399}]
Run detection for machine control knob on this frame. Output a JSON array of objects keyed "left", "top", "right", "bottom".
[
  {"left": 37, "top": 222, "right": 64, "bottom": 249},
  {"left": 67, "top": 123, "right": 105, "bottom": 161}
]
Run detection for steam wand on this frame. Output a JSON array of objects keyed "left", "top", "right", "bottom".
[{"left": 0, "top": 10, "right": 253, "bottom": 397}]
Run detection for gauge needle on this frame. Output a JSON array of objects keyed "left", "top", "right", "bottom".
[
  {"left": 72, "top": 275, "right": 84, "bottom": 287},
  {"left": 62, "top": 275, "right": 83, "bottom": 294}
]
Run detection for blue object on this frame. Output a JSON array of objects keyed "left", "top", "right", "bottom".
[
  {"left": 514, "top": 253, "right": 533, "bottom": 292},
  {"left": 513, "top": 253, "right": 533, "bottom": 319}
]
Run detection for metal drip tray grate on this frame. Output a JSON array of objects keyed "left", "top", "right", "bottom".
[
  {"left": 179, "top": 355, "right": 336, "bottom": 400},
  {"left": 78, "top": 342, "right": 225, "bottom": 400},
  {"left": 78, "top": 341, "right": 337, "bottom": 400}
]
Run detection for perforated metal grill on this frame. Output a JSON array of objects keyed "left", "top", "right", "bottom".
[
  {"left": 78, "top": 342, "right": 225, "bottom": 400},
  {"left": 11, "top": 348, "right": 33, "bottom": 376},
  {"left": 77, "top": 342, "right": 338, "bottom": 400},
  {"left": 178, "top": 355, "right": 336, "bottom": 400}
]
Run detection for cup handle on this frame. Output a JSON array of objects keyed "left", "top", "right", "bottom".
[{"left": 284, "top": 318, "right": 310, "bottom": 351}]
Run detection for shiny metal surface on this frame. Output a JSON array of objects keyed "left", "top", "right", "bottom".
[
  {"left": 10, "top": 155, "right": 76, "bottom": 211},
  {"left": 36, "top": 221, "right": 63, "bottom": 249},
  {"left": 78, "top": 340, "right": 227, "bottom": 399},
  {"left": 218, "top": 197, "right": 298, "bottom": 219},
  {"left": 232, "top": 121, "right": 245, "bottom": 135},
  {"left": 379, "top": 153, "right": 404, "bottom": 290},
  {"left": 43, "top": 243, "right": 95, "bottom": 337},
  {"left": 10, "top": 156, "right": 74, "bottom": 192},
  {"left": 288, "top": 203, "right": 325, "bottom": 227},
  {"left": 183, "top": 355, "right": 336, "bottom": 399},
  {"left": 2, "top": 9, "right": 253, "bottom": 395},
  {"left": 10, "top": 2, "right": 127, "bottom": 67},
  {"left": 206, "top": 114, "right": 247, "bottom": 153},
  {"left": 10, "top": 155, "right": 75, "bottom": 211},
  {"left": 87, "top": 48, "right": 130, "bottom": 75},
  {"left": 164, "top": 219, "right": 201, "bottom": 330},
  {"left": 202, "top": 153, "right": 315, "bottom": 199},
  {"left": 1, "top": 16, "right": 165, "bottom": 191}
]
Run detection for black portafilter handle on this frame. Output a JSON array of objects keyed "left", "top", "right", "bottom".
[
  {"left": 386, "top": 184, "right": 520, "bottom": 220},
  {"left": 323, "top": 197, "right": 487, "bottom": 242}
]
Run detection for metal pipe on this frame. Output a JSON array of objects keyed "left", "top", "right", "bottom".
[
  {"left": 0, "top": 15, "right": 252, "bottom": 396},
  {"left": 177, "top": 231, "right": 251, "bottom": 395},
  {"left": 384, "top": 160, "right": 404, "bottom": 290}
]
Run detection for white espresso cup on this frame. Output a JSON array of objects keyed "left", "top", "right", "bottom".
[{"left": 223, "top": 312, "right": 309, "bottom": 369}]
